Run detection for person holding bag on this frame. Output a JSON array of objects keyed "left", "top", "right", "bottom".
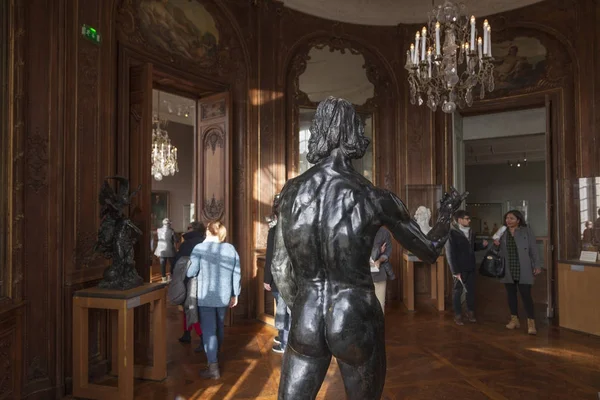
[{"left": 493, "top": 210, "right": 542, "bottom": 335}]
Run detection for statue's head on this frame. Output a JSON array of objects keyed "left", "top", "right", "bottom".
[
  {"left": 306, "top": 97, "right": 370, "bottom": 164},
  {"left": 414, "top": 206, "right": 431, "bottom": 225}
]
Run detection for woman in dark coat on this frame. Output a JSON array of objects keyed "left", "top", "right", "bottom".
[
  {"left": 175, "top": 221, "right": 206, "bottom": 346},
  {"left": 494, "top": 210, "right": 542, "bottom": 335}
]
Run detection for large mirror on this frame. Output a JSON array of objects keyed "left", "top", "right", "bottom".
[
  {"left": 0, "top": 0, "right": 9, "bottom": 298},
  {"left": 289, "top": 43, "right": 378, "bottom": 182}
]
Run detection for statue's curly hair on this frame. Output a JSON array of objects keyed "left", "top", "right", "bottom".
[{"left": 306, "top": 97, "right": 370, "bottom": 164}]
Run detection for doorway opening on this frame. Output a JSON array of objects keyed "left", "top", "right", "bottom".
[
  {"left": 453, "top": 107, "right": 553, "bottom": 324},
  {"left": 150, "top": 89, "right": 197, "bottom": 282}
]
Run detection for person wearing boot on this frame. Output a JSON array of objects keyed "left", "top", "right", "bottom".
[
  {"left": 494, "top": 210, "right": 542, "bottom": 335},
  {"left": 173, "top": 221, "right": 206, "bottom": 348},
  {"left": 187, "top": 221, "right": 241, "bottom": 379},
  {"left": 445, "top": 210, "right": 487, "bottom": 325}
]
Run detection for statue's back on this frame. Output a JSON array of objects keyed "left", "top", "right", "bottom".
[{"left": 279, "top": 156, "right": 379, "bottom": 288}]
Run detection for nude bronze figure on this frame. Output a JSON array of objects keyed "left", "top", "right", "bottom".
[{"left": 271, "top": 97, "right": 466, "bottom": 400}]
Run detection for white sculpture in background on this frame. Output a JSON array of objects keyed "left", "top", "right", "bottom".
[{"left": 414, "top": 206, "right": 432, "bottom": 234}]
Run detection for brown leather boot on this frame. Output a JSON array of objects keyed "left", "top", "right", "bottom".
[
  {"left": 200, "top": 362, "right": 220, "bottom": 379},
  {"left": 527, "top": 319, "right": 537, "bottom": 335},
  {"left": 506, "top": 315, "right": 520, "bottom": 330}
]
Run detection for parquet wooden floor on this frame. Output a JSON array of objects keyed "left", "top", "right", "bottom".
[{"left": 112, "top": 294, "right": 600, "bottom": 400}]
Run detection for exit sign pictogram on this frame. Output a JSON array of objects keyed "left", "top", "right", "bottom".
[{"left": 81, "top": 24, "right": 101, "bottom": 45}]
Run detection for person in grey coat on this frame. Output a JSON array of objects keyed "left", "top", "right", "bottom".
[
  {"left": 154, "top": 218, "right": 177, "bottom": 282},
  {"left": 369, "top": 227, "right": 396, "bottom": 313},
  {"left": 493, "top": 209, "right": 542, "bottom": 335},
  {"left": 187, "top": 221, "right": 241, "bottom": 379}
]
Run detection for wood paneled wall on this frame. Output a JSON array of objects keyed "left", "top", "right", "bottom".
[{"left": 1, "top": 0, "right": 599, "bottom": 398}]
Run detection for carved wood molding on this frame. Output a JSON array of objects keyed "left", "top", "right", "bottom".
[
  {"left": 203, "top": 194, "right": 225, "bottom": 221},
  {"left": 9, "top": 0, "right": 26, "bottom": 303},
  {"left": 287, "top": 36, "right": 392, "bottom": 110},
  {"left": 25, "top": 129, "right": 48, "bottom": 193},
  {"left": 204, "top": 128, "right": 225, "bottom": 155}
]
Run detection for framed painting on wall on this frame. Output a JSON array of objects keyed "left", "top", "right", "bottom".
[{"left": 151, "top": 191, "right": 170, "bottom": 230}]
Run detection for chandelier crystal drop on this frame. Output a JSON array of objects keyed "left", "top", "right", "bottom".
[
  {"left": 151, "top": 113, "right": 179, "bottom": 181},
  {"left": 405, "top": 0, "right": 495, "bottom": 113}
]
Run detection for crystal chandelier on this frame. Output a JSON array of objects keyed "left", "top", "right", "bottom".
[
  {"left": 151, "top": 94, "right": 179, "bottom": 181},
  {"left": 405, "top": 0, "right": 495, "bottom": 113}
]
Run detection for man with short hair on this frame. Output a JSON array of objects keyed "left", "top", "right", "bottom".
[{"left": 445, "top": 210, "right": 488, "bottom": 325}]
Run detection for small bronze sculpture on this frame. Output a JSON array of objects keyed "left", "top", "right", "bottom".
[
  {"left": 271, "top": 97, "right": 466, "bottom": 400},
  {"left": 95, "top": 176, "right": 144, "bottom": 290}
]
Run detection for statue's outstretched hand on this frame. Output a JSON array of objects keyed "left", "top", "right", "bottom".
[{"left": 439, "top": 187, "right": 468, "bottom": 216}]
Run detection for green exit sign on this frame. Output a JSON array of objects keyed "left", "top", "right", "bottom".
[{"left": 81, "top": 24, "right": 101, "bottom": 45}]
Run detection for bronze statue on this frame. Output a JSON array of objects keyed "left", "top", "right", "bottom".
[
  {"left": 271, "top": 97, "right": 466, "bottom": 400},
  {"left": 95, "top": 176, "right": 144, "bottom": 290}
]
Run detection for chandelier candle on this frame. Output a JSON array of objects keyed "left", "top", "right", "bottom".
[
  {"left": 483, "top": 20, "right": 489, "bottom": 55},
  {"left": 470, "top": 16, "right": 475, "bottom": 50},
  {"left": 421, "top": 27, "right": 427, "bottom": 61},
  {"left": 404, "top": 0, "right": 495, "bottom": 113},
  {"left": 435, "top": 22, "right": 441, "bottom": 55},
  {"left": 414, "top": 32, "right": 420, "bottom": 64},
  {"left": 487, "top": 25, "right": 492, "bottom": 57}
]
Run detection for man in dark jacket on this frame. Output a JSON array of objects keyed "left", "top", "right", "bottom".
[
  {"left": 445, "top": 210, "right": 487, "bottom": 325},
  {"left": 263, "top": 194, "right": 290, "bottom": 354}
]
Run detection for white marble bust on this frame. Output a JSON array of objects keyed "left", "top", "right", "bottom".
[{"left": 414, "top": 206, "right": 432, "bottom": 234}]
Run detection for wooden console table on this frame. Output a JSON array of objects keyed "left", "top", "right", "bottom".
[
  {"left": 402, "top": 252, "right": 445, "bottom": 312},
  {"left": 72, "top": 283, "right": 167, "bottom": 400}
]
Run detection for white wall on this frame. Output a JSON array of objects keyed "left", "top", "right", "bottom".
[
  {"left": 465, "top": 161, "right": 548, "bottom": 236},
  {"left": 463, "top": 108, "right": 546, "bottom": 140}
]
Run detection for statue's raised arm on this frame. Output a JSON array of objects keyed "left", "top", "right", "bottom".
[{"left": 374, "top": 186, "right": 467, "bottom": 264}]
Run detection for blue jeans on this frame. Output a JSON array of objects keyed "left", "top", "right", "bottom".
[{"left": 199, "top": 306, "right": 227, "bottom": 363}]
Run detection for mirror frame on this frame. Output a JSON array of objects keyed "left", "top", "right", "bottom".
[{"left": 285, "top": 38, "right": 391, "bottom": 183}]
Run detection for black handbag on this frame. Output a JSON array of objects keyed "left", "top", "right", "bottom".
[{"left": 479, "top": 244, "right": 505, "bottom": 278}]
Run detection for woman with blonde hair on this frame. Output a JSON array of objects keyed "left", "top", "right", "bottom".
[{"left": 187, "top": 221, "right": 241, "bottom": 379}]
